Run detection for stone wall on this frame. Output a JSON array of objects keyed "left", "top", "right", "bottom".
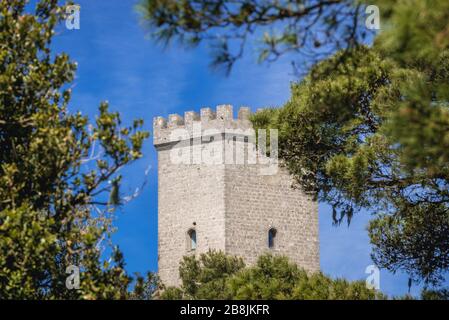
[
  {"left": 225, "top": 165, "right": 319, "bottom": 272},
  {"left": 154, "top": 105, "right": 319, "bottom": 287}
]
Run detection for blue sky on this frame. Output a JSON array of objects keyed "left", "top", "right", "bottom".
[{"left": 50, "top": 0, "right": 423, "bottom": 297}]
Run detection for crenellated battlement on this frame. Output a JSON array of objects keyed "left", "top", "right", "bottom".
[
  {"left": 155, "top": 104, "right": 319, "bottom": 287},
  {"left": 153, "top": 105, "right": 253, "bottom": 146}
]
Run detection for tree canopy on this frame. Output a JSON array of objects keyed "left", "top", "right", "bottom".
[
  {"left": 0, "top": 0, "right": 149, "bottom": 298},
  {"left": 137, "top": 0, "right": 367, "bottom": 74},
  {"left": 251, "top": 0, "right": 449, "bottom": 286},
  {"left": 160, "top": 251, "right": 385, "bottom": 300}
]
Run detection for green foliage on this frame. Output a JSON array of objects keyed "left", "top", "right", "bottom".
[
  {"left": 250, "top": 0, "right": 449, "bottom": 286},
  {"left": 421, "top": 288, "right": 449, "bottom": 300},
  {"left": 138, "top": 0, "right": 367, "bottom": 74},
  {"left": 0, "top": 205, "right": 56, "bottom": 298},
  {"left": 161, "top": 251, "right": 384, "bottom": 300},
  {"left": 0, "top": 0, "right": 149, "bottom": 298},
  {"left": 163, "top": 250, "right": 245, "bottom": 299},
  {"left": 374, "top": 0, "right": 449, "bottom": 68},
  {"left": 129, "top": 272, "right": 161, "bottom": 300},
  {"left": 227, "top": 254, "right": 305, "bottom": 299},
  {"left": 368, "top": 203, "right": 449, "bottom": 285},
  {"left": 160, "top": 286, "right": 184, "bottom": 300}
]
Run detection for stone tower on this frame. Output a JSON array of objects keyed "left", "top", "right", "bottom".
[{"left": 153, "top": 105, "right": 319, "bottom": 286}]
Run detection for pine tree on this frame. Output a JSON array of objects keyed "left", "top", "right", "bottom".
[{"left": 160, "top": 251, "right": 385, "bottom": 300}]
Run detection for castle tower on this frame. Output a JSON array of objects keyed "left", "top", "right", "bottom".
[{"left": 153, "top": 105, "right": 319, "bottom": 286}]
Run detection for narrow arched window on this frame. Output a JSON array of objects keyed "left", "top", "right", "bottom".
[
  {"left": 187, "top": 229, "right": 197, "bottom": 250},
  {"left": 268, "top": 228, "right": 277, "bottom": 249}
]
